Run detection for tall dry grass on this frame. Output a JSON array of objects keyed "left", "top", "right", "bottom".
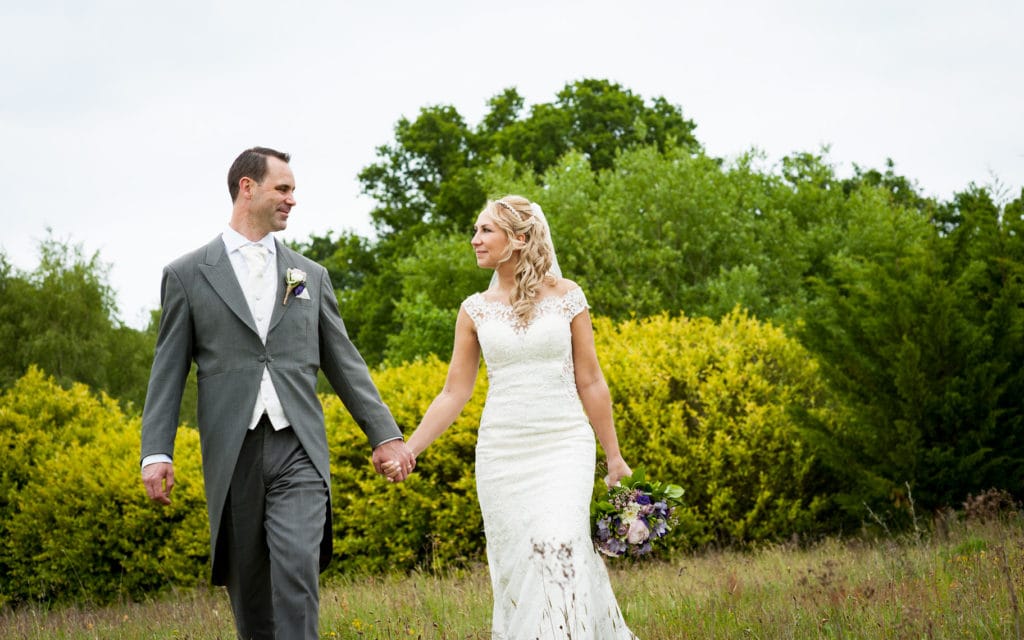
[{"left": 2, "top": 517, "right": 1020, "bottom": 639}]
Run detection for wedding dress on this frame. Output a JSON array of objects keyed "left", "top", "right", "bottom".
[{"left": 463, "top": 286, "right": 637, "bottom": 640}]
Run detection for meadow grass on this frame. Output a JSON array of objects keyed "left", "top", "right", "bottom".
[{"left": 2, "top": 517, "right": 1020, "bottom": 639}]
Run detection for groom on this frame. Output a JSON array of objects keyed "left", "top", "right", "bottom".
[{"left": 140, "top": 147, "right": 415, "bottom": 639}]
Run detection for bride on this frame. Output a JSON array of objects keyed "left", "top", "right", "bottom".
[{"left": 385, "top": 195, "right": 638, "bottom": 639}]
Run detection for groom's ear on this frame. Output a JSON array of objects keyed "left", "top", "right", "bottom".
[{"left": 240, "top": 176, "right": 255, "bottom": 199}]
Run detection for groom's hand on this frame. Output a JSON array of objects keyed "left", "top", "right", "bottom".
[
  {"left": 372, "top": 440, "right": 416, "bottom": 483},
  {"left": 142, "top": 462, "right": 175, "bottom": 505}
]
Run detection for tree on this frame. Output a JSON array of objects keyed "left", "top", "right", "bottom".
[
  {"left": 0, "top": 234, "right": 153, "bottom": 411},
  {"left": 358, "top": 78, "right": 700, "bottom": 241},
  {"left": 799, "top": 185, "right": 1024, "bottom": 517},
  {"left": 338, "top": 80, "right": 702, "bottom": 364}
]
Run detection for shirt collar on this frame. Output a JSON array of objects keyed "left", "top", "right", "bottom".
[{"left": 222, "top": 226, "right": 276, "bottom": 255}]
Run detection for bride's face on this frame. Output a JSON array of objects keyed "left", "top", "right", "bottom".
[{"left": 472, "top": 211, "right": 511, "bottom": 269}]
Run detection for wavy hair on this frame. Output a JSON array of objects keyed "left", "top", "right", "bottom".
[{"left": 484, "top": 195, "right": 556, "bottom": 325}]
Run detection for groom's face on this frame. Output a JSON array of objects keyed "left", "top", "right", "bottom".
[{"left": 249, "top": 157, "right": 296, "bottom": 234}]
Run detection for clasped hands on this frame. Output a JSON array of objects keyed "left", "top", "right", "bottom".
[{"left": 372, "top": 439, "right": 417, "bottom": 483}]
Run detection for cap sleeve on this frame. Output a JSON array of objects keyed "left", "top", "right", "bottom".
[
  {"left": 461, "top": 292, "right": 486, "bottom": 324},
  {"left": 563, "top": 286, "right": 589, "bottom": 319}
]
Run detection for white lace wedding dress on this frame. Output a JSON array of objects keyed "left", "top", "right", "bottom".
[{"left": 463, "top": 287, "right": 637, "bottom": 640}]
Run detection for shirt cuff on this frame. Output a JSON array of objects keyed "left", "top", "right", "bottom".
[
  {"left": 373, "top": 436, "right": 404, "bottom": 448},
  {"left": 142, "top": 454, "right": 173, "bottom": 469}
]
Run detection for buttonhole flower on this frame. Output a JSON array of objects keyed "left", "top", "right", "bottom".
[{"left": 283, "top": 268, "right": 307, "bottom": 305}]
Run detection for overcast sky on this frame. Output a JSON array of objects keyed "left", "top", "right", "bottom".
[{"left": 2, "top": 1, "right": 1021, "bottom": 328}]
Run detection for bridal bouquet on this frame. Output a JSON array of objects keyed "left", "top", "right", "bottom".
[{"left": 592, "top": 468, "right": 684, "bottom": 558}]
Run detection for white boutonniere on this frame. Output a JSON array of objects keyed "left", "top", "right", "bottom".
[{"left": 283, "top": 268, "right": 308, "bottom": 305}]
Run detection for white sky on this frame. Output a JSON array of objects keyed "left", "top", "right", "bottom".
[{"left": 2, "top": 0, "right": 1021, "bottom": 328}]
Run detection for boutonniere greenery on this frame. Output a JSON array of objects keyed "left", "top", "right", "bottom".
[{"left": 282, "top": 268, "right": 307, "bottom": 305}]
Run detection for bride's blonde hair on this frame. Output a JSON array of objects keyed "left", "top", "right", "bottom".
[{"left": 485, "top": 195, "right": 555, "bottom": 325}]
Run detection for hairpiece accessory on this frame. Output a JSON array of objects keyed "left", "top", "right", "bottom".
[{"left": 494, "top": 200, "right": 519, "bottom": 216}]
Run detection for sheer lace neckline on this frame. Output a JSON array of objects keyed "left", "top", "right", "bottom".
[
  {"left": 464, "top": 287, "right": 589, "bottom": 336},
  {"left": 477, "top": 286, "right": 581, "bottom": 308}
]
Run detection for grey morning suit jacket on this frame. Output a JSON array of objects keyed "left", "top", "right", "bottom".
[{"left": 141, "top": 236, "right": 401, "bottom": 584}]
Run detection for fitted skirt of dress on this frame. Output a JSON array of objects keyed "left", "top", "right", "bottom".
[{"left": 476, "top": 417, "right": 637, "bottom": 639}]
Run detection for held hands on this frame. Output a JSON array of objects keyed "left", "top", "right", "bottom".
[
  {"left": 381, "top": 460, "right": 407, "bottom": 482},
  {"left": 373, "top": 440, "right": 416, "bottom": 483}
]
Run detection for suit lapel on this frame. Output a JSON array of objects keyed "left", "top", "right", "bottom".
[
  {"left": 268, "top": 238, "right": 294, "bottom": 335},
  {"left": 197, "top": 236, "right": 260, "bottom": 336}
]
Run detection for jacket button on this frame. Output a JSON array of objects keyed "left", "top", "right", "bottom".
[{"left": 258, "top": 355, "right": 266, "bottom": 362}]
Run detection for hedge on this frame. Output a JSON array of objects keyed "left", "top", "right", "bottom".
[{"left": 0, "top": 310, "right": 835, "bottom": 604}]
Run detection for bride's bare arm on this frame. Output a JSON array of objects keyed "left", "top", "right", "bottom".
[
  {"left": 570, "top": 309, "right": 632, "bottom": 486},
  {"left": 406, "top": 307, "right": 481, "bottom": 457}
]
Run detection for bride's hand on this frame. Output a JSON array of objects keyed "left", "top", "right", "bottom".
[
  {"left": 381, "top": 460, "right": 410, "bottom": 483},
  {"left": 604, "top": 456, "right": 632, "bottom": 488}
]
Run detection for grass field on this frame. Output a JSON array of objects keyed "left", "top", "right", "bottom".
[{"left": 2, "top": 517, "right": 1021, "bottom": 639}]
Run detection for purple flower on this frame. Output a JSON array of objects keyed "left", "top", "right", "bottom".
[
  {"left": 650, "top": 519, "right": 668, "bottom": 537},
  {"left": 599, "top": 538, "right": 628, "bottom": 557}
]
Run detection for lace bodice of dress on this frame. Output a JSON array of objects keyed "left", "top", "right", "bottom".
[{"left": 462, "top": 287, "right": 590, "bottom": 415}]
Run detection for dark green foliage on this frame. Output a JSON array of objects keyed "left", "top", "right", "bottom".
[
  {"left": 359, "top": 78, "right": 699, "bottom": 240},
  {"left": 799, "top": 185, "right": 1024, "bottom": 521}
]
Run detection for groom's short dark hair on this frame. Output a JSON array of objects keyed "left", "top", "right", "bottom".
[{"left": 228, "top": 147, "right": 291, "bottom": 202}]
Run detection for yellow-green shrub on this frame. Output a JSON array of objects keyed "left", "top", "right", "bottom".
[
  {"left": 0, "top": 308, "right": 838, "bottom": 601},
  {"left": 0, "top": 368, "right": 208, "bottom": 605},
  {"left": 321, "top": 309, "right": 836, "bottom": 572},
  {"left": 323, "top": 356, "right": 487, "bottom": 575},
  {"left": 596, "top": 310, "right": 836, "bottom": 547}
]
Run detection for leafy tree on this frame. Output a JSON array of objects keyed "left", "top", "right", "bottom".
[
  {"left": 359, "top": 105, "right": 482, "bottom": 236},
  {"left": 358, "top": 78, "right": 700, "bottom": 240},
  {"left": 334, "top": 80, "right": 701, "bottom": 364},
  {"left": 288, "top": 230, "right": 377, "bottom": 293},
  {"left": 488, "top": 79, "right": 700, "bottom": 175},
  {"left": 0, "top": 234, "right": 152, "bottom": 411}
]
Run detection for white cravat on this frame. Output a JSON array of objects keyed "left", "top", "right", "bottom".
[
  {"left": 239, "top": 243, "right": 268, "bottom": 297},
  {"left": 238, "top": 243, "right": 271, "bottom": 336},
  {"left": 233, "top": 240, "right": 289, "bottom": 432}
]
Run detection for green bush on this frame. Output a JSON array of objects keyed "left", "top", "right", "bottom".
[
  {"left": 0, "top": 309, "right": 840, "bottom": 603},
  {"left": 0, "top": 368, "right": 207, "bottom": 605},
  {"left": 595, "top": 310, "right": 837, "bottom": 547},
  {"left": 324, "top": 356, "right": 487, "bottom": 575}
]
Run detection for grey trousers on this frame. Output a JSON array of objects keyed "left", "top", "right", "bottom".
[{"left": 223, "top": 417, "right": 328, "bottom": 640}]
